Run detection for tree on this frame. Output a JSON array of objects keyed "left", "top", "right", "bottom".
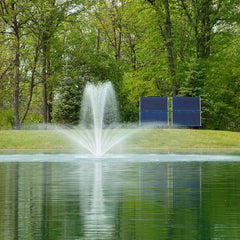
[
  {"left": 0, "top": 0, "right": 44, "bottom": 129},
  {"left": 19, "top": 38, "right": 41, "bottom": 125},
  {"left": 0, "top": 0, "right": 31, "bottom": 129},
  {"left": 178, "top": 0, "right": 240, "bottom": 127},
  {"left": 95, "top": 0, "right": 124, "bottom": 61},
  {"left": 0, "top": 0, "right": 240, "bottom": 129},
  {"left": 146, "top": 0, "right": 177, "bottom": 96},
  {"left": 52, "top": 74, "right": 81, "bottom": 124},
  {"left": 29, "top": 0, "right": 85, "bottom": 127}
]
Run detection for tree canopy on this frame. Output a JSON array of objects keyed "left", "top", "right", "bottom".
[{"left": 0, "top": 0, "right": 239, "bottom": 130}]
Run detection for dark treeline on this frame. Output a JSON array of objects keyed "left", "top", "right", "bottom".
[{"left": 0, "top": 0, "right": 239, "bottom": 130}]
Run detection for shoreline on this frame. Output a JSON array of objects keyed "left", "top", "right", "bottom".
[{"left": 0, "top": 147, "right": 240, "bottom": 155}]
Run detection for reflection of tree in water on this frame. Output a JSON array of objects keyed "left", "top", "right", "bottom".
[
  {"left": 0, "top": 162, "right": 85, "bottom": 240},
  {"left": 14, "top": 163, "right": 19, "bottom": 240},
  {"left": 1, "top": 158, "right": 240, "bottom": 240},
  {"left": 41, "top": 163, "right": 48, "bottom": 240},
  {"left": 40, "top": 163, "right": 84, "bottom": 240}
]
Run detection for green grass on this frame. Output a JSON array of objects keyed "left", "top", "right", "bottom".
[
  {"left": 0, "top": 129, "right": 240, "bottom": 155},
  {"left": 0, "top": 130, "right": 75, "bottom": 153},
  {"left": 120, "top": 129, "right": 240, "bottom": 155}
]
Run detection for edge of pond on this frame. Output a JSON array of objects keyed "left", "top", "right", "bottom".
[{"left": 0, "top": 147, "right": 240, "bottom": 156}]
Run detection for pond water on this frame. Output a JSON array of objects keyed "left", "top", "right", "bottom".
[{"left": 0, "top": 154, "right": 240, "bottom": 240}]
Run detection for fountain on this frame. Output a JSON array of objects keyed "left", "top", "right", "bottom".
[{"left": 61, "top": 81, "right": 134, "bottom": 156}]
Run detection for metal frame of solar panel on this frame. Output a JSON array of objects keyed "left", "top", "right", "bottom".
[
  {"left": 139, "top": 97, "right": 169, "bottom": 126},
  {"left": 172, "top": 97, "right": 201, "bottom": 126}
]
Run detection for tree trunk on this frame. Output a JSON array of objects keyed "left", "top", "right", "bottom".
[
  {"left": 147, "top": 0, "right": 177, "bottom": 96},
  {"left": 129, "top": 34, "right": 136, "bottom": 69},
  {"left": 97, "top": 28, "right": 100, "bottom": 52},
  {"left": 198, "top": 7, "right": 211, "bottom": 59},
  {"left": 163, "top": 0, "right": 176, "bottom": 97},
  {"left": 48, "top": 90, "right": 53, "bottom": 123},
  {"left": 117, "top": 26, "right": 122, "bottom": 60},
  {"left": 42, "top": 42, "right": 48, "bottom": 129},
  {"left": 13, "top": 37, "right": 21, "bottom": 129},
  {"left": 47, "top": 53, "right": 52, "bottom": 123},
  {"left": 20, "top": 44, "right": 40, "bottom": 125}
]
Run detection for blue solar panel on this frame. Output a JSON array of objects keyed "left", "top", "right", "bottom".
[
  {"left": 172, "top": 97, "right": 201, "bottom": 126},
  {"left": 140, "top": 97, "right": 168, "bottom": 126},
  {"left": 172, "top": 97, "right": 200, "bottom": 111},
  {"left": 139, "top": 96, "right": 201, "bottom": 126},
  {"left": 140, "top": 97, "right": 168, "bottom": 111},
  {"left": 172, "top": 111, "right": 201, "bottom": 126},
  {"left": 140, "top": 111, "right": 168, "bottom": 126}
]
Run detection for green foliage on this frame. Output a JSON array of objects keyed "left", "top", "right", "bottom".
[
  {"left": 24, "top": 112, "right": 42, "bottom": 124},
  {"left": 0, "top": 0, "right": 239, "bottom": 130},
  {"left": 204, "top": 45, "right": 240, "bottom": 130},
  {"left": 52, "top": 74, "right": 81, "bottom": 125},
  {"left": 0, "top": 109, "right": 14, "bottom": 129}
]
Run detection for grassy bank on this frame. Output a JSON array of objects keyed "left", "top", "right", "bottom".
[
  {"left": 121, "top": 129, "right": 240, "bottom": 155},
  {"left": 0, "top": 129, "right": 240, "bottom": 155}
]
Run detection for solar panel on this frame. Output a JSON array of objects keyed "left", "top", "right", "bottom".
[
  {"left": 140, "top": 97, "right": 168, "bottom": 111},
  {"left": 140, "top": 97, "right": 168, "bottom": 126},
  {"left": 172, "top": 97, "right": 201, "bottom": 126},
  {"left": 172, "top": 97, "right": 200, "bottom": 111},
  {"left": 172, "top": 111, "right": 201, "bottom": 126},
  {"left": 140, "top": 111, "right": 169, "bottom": 126},
  {"left": 139, "top": 97, "right": 201, "bottom": 127}
]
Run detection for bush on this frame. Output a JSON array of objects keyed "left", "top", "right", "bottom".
[{"left": 0, "top": 109, "right": 15, "bottom": 129}]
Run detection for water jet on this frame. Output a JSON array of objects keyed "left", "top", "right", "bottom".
[{"left": 60, "top": 81, "right": 134, "bottom": 156}]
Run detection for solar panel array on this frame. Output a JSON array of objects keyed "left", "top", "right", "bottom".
[
  {"left": 140, "top": 97, "right": 169, "bottom": 126},
  {"left": 139, "top": 97, "right": 201, "bottom": 127},
  {"left": 172, "top": 97, "right": 201, "bottom": 126}
]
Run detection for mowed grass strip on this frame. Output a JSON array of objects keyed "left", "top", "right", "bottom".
[
  {"left": 121, "top": 129, "right": 240, "bottom": 154},
  {"left": 0, "top": 129, "right": 240, "bottom": 154},
  {"left": 0, "top": 130, "right": 72, "bottom": 150}
]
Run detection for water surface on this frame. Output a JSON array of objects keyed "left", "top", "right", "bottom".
[{"left": 0, "top": 154, "right": 240, "bottom": 240}]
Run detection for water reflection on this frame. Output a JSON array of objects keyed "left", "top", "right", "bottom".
[
  {"left": 0, "top": 155, "right": 240, "bottom": 239},
  {"left": 84, "top": 162, "right": 113, "bottom": 239}
]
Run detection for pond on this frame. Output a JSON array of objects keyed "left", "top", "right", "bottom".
[{"left": 0, "top": 154, "right": 240, "bottom": 240}]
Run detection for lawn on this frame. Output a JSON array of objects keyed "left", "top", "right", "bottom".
[
  {"left": 122, "top": 129, "right": 240, "bottom": 155},
  {"left": 0, "top": 129, "right": 240, "bottom": 155}
]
